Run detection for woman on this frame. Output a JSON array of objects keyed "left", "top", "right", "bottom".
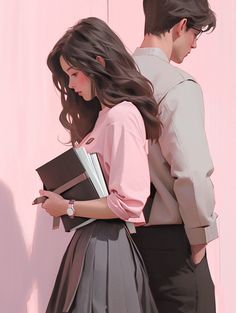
[{"left": 40, "top": 17, "right": 161, "bottom": 313}]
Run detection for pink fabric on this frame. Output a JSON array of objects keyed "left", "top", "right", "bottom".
[{"left": 79, "top": 101, "right": 149, "bottom": 224}]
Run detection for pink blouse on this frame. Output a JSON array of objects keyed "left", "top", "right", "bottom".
[{"left": 79, "top": 101, "right": 150, "bottom": 225}]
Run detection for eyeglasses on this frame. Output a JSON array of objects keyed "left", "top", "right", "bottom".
[{"left": 191, "top": 26, "right": 203, "bottom": 40}]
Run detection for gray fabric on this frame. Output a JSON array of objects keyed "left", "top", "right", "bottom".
[
  {"left": 46, "top": 220, "right": 158, "bottom": 313},
  {"left": 46, "top": 222, "right": 96, "bottom": 313},
  {"left": 132, "top": 225, "right": 216, "bottom": 313}
]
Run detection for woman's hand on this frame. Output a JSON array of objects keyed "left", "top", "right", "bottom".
[{"left": 39, "top": 190, "right": 68, "bottom": 217}]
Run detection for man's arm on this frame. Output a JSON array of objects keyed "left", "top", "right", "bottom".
[{"left": 159, "top": 80, "right": 218, "bottom": 261}]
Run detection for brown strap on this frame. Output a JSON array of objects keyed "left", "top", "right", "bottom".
[
  {"left": 32, "top": 172, "right": 88, "bottom": 229},
  {"left": 52, "top": 172, "right": 88, "bottom": 229},
  {"left": 54, "top": 172, "right": 88, "bottom": 194}
]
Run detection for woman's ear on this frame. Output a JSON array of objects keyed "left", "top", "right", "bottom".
[{"left": 96, "top": 56, "right": 105, "bottom": 67}]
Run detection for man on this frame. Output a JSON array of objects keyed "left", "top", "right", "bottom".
[{"left": 132, "top": 1, "right": 218, "bottom": 312}]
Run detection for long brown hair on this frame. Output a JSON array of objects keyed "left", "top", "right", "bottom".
[{"left": 47, "top": 17, "right": 161, "bottom": 145}]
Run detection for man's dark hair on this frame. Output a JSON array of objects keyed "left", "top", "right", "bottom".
[{"left": 143, "top": 0, "right": 216, "bottom": 36}]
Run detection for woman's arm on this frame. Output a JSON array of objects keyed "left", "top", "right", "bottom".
[{"left": 40, "top": 189, "right": 118, "bottom": 219}]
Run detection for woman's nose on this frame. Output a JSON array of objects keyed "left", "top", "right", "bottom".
[{"left": 68, "top": 78, "right": 74, "bottom": 89}]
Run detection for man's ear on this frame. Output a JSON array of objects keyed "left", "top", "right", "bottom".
[
  {"left": 173, "top": 18, "right": 188, "bottom": 39},
  {"left": 96, "top": 56, "right": 105, "bottom": 67}
]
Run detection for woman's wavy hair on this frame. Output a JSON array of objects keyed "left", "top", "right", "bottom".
[
  {"left": 143, "top": 0, "right": 216, "bottom": 36},
  {"left": 47, "top": 17, "right": 161, "bottom": 145}
]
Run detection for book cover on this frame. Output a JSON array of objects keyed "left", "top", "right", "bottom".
[{"left": 35, "top": 147, "right": 103, "bottom": 232}]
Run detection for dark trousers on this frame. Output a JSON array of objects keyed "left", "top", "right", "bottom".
[{"left": 132, "top": 225, "right": 216, "bottom": 313}]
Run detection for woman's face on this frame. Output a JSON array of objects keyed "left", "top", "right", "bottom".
[{"left": 60, "top": 56, "right": 93, "bottom": 101}]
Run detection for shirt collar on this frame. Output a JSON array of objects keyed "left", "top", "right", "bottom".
[{"left": 133, "top": 47, "right": 169, "bottom": 63}]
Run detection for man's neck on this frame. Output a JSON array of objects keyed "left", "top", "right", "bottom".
[{"left": 140, "top": 34, "right": 172, "bottom": 61}]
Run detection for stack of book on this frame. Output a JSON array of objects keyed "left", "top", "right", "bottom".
[{"left": 33, "top": 147, "right": 108, "bottom": 232}]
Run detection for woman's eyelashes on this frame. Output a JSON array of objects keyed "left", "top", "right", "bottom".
[{"left": 70, "top": 72, "right": 78, "bottom": 77}]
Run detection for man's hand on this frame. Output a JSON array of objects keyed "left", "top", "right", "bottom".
[{"left": 191, "top": 244, "right": 206, "bottom": 265}]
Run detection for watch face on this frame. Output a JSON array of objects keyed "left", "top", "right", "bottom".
[{"left": 67, "top": 207, "right": 74, "bottom": 216}]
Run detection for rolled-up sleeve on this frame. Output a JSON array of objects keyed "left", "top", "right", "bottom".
[
  {"left": 104, "top": 117, "right": 150, "bottom": 222},
  {"left": 159, "top": 81, "right": 218, "bottom": 244}
]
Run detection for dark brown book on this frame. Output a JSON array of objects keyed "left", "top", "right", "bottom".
[{"left": 34, "top": 148, "right": 102, "bottom": 232}]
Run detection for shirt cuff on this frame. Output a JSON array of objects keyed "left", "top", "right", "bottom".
[{"left": 184, "top": 217, "right": 218, "bottom": 245}]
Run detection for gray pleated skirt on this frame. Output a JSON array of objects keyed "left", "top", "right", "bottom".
[{"left": 46, "top": 220, "right": 158, "bottom": 313}]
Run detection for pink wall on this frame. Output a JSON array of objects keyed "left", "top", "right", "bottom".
[{"left": 0, "top": 1, "right": 234, "bottom": 312}]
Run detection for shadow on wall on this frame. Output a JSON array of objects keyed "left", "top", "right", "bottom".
[
  {"left": 0, "top": 180, "right": 32, "bottom": 313},
  {"left": 31, "top": 201, "right": 72, "bottom": 312}
]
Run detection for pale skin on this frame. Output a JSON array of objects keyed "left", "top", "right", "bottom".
[
  {"left": 40, "top": 190, "right": 117, "bottom": 219},
  {"left": 141, "top": 18, "right": 206, "bottom": 265}
]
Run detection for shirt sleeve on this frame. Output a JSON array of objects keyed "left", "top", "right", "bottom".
[
  {"left": 103, "top": 116, "right": 150, "bottom": 222},
  {"left": 159, "top": 80, "right": 218, "bottom": 244}
]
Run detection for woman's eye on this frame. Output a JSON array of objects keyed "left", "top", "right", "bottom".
[{"left": 71, "top": 72, "right": 78, "bottom": 77}]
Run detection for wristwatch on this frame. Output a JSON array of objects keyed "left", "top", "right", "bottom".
[{"left": 67, "top": 199, "right": 75, "bottom": 218}]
